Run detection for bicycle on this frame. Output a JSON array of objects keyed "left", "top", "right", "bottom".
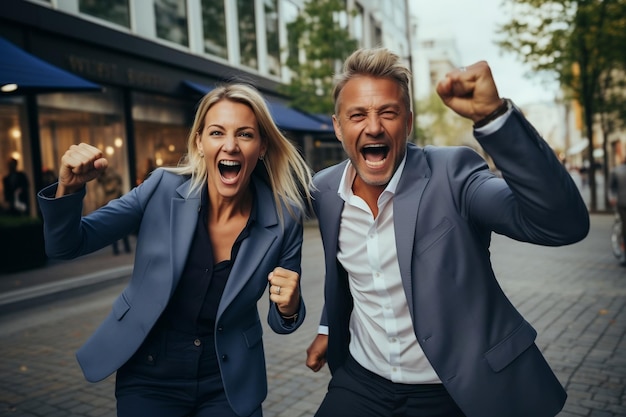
[{"left": 611, "top": 211, "right": 625, "bottom": 260}]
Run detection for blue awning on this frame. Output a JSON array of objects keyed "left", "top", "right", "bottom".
[
  {"left": 183, "top": 80, "right": 333, "bottom": 133},
  {"left": 0, "top": 37, "right": 101, "bottom": 94}
]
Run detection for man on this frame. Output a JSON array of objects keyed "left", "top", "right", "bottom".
[
  {"left": 610, "top": 158, "right": 626, "bottom": 264},
  {"left": 305, "top": 48, "right": 589, "bottom": 417}
]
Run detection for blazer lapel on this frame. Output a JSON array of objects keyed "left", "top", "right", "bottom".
[
  {"left": 393, "top": 144, "right": 430, "bottom": 317},
  {"left": 170, "top": 179, "right": 201, "bottom": 294},
  {"left": 217, "top": 177, "right": 278, "bottom": 317},
  {"left": 315, "top": 162, "right": 347, "bottom": 261}
]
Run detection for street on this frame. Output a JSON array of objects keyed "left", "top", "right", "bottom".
[{"left": 0, "top": 214, "right": 624, "bottom": 417}]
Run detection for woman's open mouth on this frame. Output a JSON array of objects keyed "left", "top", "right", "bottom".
[{"left": 218, "top": 160, "right": 242, "bottom": 182}]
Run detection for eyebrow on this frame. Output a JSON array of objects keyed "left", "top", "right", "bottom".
[
  {"left": 206, "top": 123, "right": 257, "bottom": 131},
  {"left": 344, "top": 102, "right": 402, "bottom": 113}
]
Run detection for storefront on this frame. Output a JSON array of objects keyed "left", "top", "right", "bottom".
[{"left": 0, "top": 1, "right": 337, "bottom": 219}]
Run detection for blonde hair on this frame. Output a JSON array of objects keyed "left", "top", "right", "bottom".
[
  {"left": 167, "top": 83, "right": 313, "bottom": 223},
  {"left": 333, "top": 47, "right": 412, "bottom": 114}
]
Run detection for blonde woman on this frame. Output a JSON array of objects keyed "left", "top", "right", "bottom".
[{"left": 38, "top": 83, "right": 313, "bottom": 417}]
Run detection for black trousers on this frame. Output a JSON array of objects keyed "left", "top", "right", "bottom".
[
  {"left": 115, "top": 328, "right": 262, "bottom": 417},
  {"left": 315, "top": 355, "right": 466, "bottom": 417}
]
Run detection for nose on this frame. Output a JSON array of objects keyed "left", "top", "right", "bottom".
[
  {"left": 364, "top": 114, "right": 384, "bottom": 136},
  {"left": 223, "top": 134, "right": 240, "bottom": 152}
]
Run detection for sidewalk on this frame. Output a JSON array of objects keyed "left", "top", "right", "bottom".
[
  {"left": 0, "top": 237, "right": 135, "bottom": 314},
  {"left": 0, "top": 214, "right": 623, "bottom": 416}
]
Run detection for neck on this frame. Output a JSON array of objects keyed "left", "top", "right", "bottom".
[
  {"left": 352, "top": 176, "right": 385, "bottom": 219},
  {"left": 208, "top": 188, "right": 253, "bottom": 224}
]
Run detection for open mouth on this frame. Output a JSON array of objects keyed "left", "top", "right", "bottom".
[
  {"left": 361, "top": 144, "right": 389, "bottom": 168},
  {"left": 218, "top": 160, "right": 241, "bottom": 180}
]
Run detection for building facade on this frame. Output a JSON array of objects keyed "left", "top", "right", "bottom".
[{"left": 1, "top": 0, "right": 412, "bottom": 219}]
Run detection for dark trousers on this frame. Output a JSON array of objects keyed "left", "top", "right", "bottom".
[
  {"left": 112, "top": 235, "right": 131, "bottom": 255},
  {"left": 314, "top": 355, "right": 466, "bottom": 417},
  {"left": 115, "top": 329, "right": 262, "bottom": 417}
]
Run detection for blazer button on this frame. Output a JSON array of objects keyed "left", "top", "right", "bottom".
[
  {"left": 221, "top": 354, "right": 229, "bottom": 362},
  {"left": 194, "top": 339, "right": 201, "bottom": 347},
  {"left": 217, "top": 326, "right": 223, "bottom": 332}
]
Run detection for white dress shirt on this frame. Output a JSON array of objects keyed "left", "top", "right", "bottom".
[{"left": 336, "top": 156, "right": 441, "bottom": 384}]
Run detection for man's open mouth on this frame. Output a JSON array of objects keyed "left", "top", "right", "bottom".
[
  {"left": 218, "top": 160, "right": 241, "bottom": 179},
  {"left": 361, "top": 144, "right": 389, "bottom": 168}
]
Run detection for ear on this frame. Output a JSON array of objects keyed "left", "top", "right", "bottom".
[
  {"left": 195, "top": 131, "right": 202, "bottom": 150},
  {"left": 332, "top": 115, "right": 343, "bottom": 142}
]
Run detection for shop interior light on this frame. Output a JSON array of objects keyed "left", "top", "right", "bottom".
[{"left": 1, "top": 83, "right": 18, "bottom": 92}]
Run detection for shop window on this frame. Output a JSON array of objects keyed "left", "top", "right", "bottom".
[
  {"left": 201, "top": 0, "right": 228, "bottom": 59},
  {"left": 0, "top": 97, "right": 35, "bottom": 217},
  {"left": 79, "top": 0, "right": 131, "bottom": 28},
  {"left": 238, "top": 0, "right": 258, "bottom": 70},
  {"left": 132, "top": 92, "right": 191, "bottom": 185},
  {"left": 38, "top": 90, "right": 128, "bottom": 215},
  {"left": 155, "top": 0, "right": 190, "bottom": 47}
]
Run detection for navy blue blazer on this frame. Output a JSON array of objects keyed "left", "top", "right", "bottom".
[
  {"left": 38, "top": 169, "right": 306, "bottom": 417},
  {"left": 312, "top": 108, "right": 589, "bottom": 417}
]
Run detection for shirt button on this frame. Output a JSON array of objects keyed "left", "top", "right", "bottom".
[
  {"left": 147, "top": 355, "right": 154, "bottom": 362},
  {"left": 194, "top": 339, "right": 201, "bottom": 347}
]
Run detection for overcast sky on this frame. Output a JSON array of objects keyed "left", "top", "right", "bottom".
[{"left": 410, "top": 0, "right": 559, "bottom": 106}]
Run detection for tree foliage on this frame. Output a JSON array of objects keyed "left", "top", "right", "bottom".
[
  {"left": 496, "top": 0, "right": 626, "bottom": 211},
  {"left": 415, "top": 93, "right": 473, "bottom": 147},
  {"left": 279, "top": 0, "right": 358, "bottom": 114}
]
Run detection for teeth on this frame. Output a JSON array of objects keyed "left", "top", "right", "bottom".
[
  {"left": 219, "top": 160, "right": 241, "bottom": 166},
  {"left": 363, "top": 144, "right": 386, "bottom": 149}
]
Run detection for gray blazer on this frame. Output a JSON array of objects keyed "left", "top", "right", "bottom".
[
  {"left": 38, "top": 169, "right": 306, "bottom": 417},
  {"left": 312, "top": 108, "right": 589, "bottom": 417}
]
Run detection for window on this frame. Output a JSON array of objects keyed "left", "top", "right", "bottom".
[
  {"left": 79, "top": 0, "right": 131, "bottom": 28},
  {"left": 238, "top": 0, "right": 258, "bottom": 70},
  {"left": 201, "top": 0, "right": 228, "bottom": 59},
  {"left": 0, "top": 97, "right": 35, "bottom": 217},
  {"left": 264, "top": 0, "right": 281, "bottom": 76},
  {"left": 155, "top": 0, "right": 189, "bottom": 46},
  {"left": 352, "top": 3, "right": 364, "bottom": 46},
  {"left": 131, "top": 92, "right": 190, "bottom": 185},
  {"left": 38, "top": 90, "right": 129, "bottom": 214}
]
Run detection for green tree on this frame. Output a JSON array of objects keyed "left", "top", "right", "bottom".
[
  {"left": 415, "top": 92, "right": 473, "bottom": 147},
  {"left": 496, "top": 0, "right": 626, "bottom": 212},
  {"left": 279, "top": 0, "right": 358, "bottom": 114}
]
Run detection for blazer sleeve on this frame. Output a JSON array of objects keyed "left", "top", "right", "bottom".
[
  {"left": 37, "top": 169, "right": 164, "bottom": 259},
  {"left": 463, "top": 107, "right": 589, "bottom": 245},
  {"left": 266, "top": 206, "right": 307, "bottom": 333}
]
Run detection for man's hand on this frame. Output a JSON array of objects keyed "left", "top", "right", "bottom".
[
  {"left": 436, "top": 61, "right": 503, "bottom": 123},
  {"left": 56, "top": 143, "right": 108, "bottom": 197},
  {"left": 306, "top": 334, "right": 328, "bottom": 372}
]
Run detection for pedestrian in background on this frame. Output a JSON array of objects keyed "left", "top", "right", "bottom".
[
  {"left": 2, "top": 157, "right": 30, "bottom": 215},
  {"left": 305, "top": 47, "right": 589, "bottom": 417},
  {"left": 610, "top": 157, "right": 626, "bottom": 265},
  {"left": 97, "top": 167, "right": 131, "bottom": 255},
  {"left": 38, "top": 83, "right": 313, "bottom": 417}
]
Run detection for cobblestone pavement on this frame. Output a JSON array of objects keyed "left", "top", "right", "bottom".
[{"left": 0, "top": 214, "right": 623, "bottom": 417}]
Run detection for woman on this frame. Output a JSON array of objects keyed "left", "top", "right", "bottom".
[{"left": 37, "top": 83, "right": 313, "bottom": 417}]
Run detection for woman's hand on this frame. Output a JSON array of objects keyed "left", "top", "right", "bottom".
[
  {"left": 56, "top": 143, "right": 108, "bottom": 197},
  {"left": 268, "top": 267, "right": 300, "bottom": 317}
]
